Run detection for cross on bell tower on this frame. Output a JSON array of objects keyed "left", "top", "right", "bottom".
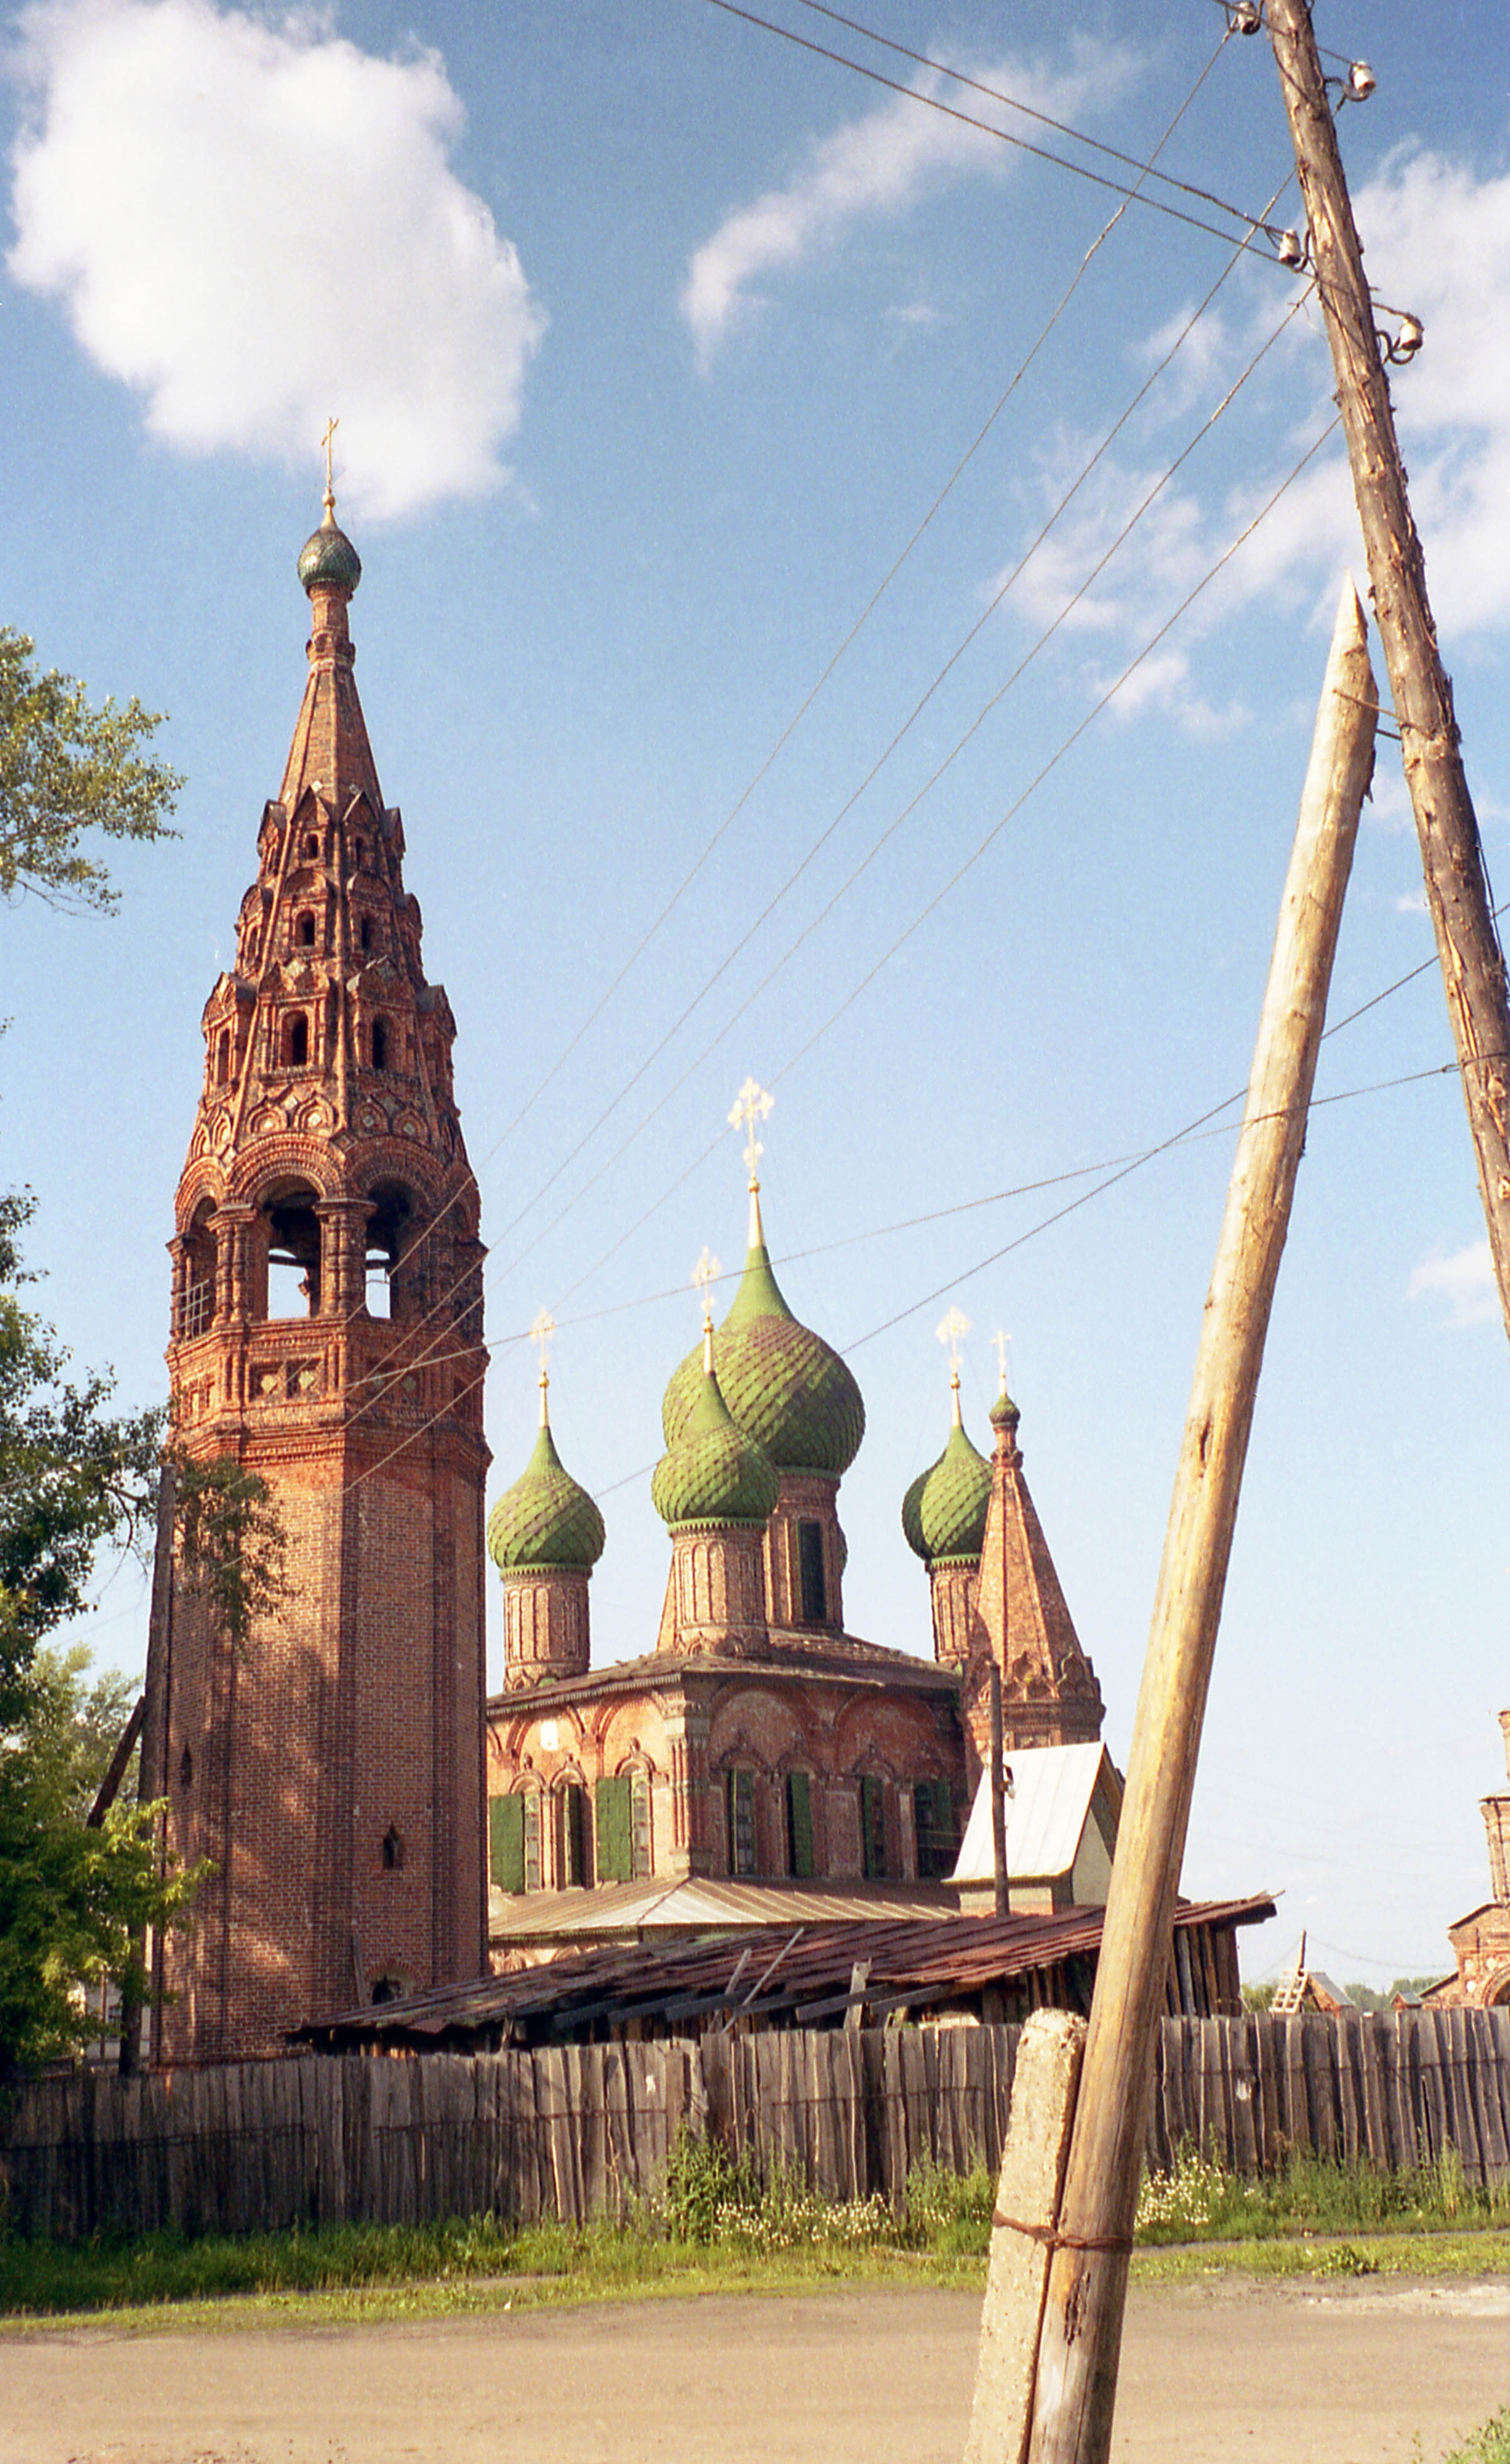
[{"left": 150, "top": 481, "right": 491, "bottom": 2061}]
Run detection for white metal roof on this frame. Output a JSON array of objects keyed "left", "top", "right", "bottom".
[{"left": 951, "top": 1740, "right": 1119, "bottom": 1886}]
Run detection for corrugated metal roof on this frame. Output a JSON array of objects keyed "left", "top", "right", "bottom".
[
  {"left": 490, "top": 1876, "right": 960, "bottom": 1942},
  {"left": 951, "top": 1742, "right": 1120, "bottom": 1885},
  {"left": 293, "top": 1890, "right": 1276, "bottom": 2049}
]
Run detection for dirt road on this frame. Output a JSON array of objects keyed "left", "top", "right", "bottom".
[{"left": 3, "top": 2276, "right": 1507, "bottom": 2464}]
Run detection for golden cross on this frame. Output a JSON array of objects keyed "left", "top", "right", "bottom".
[
  {"left": 529, "top": 1307, "right": 556, "bottom": 1381},
  {"left": 993, "top": 1327, "right": 1012, "bottom": 1395},
  {"left": 936, "top": 1306, "right": 970, "bottom": 1377},
  {"left": 692, "top": 1247, "right": 722, "bottom": 1326},
  {"left": 321, "top": 417, "right": 339, "bottom": 515},
  {"left": 727, "top": 1076, "right": 775, "bottom": 1186}
]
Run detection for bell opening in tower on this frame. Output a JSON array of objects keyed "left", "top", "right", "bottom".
[
  {"left": 264, "top": 1187, "right": 321, "bottom": 1320},
  {"left": 366, "top": 1180, "right": 417, "bottom": 1322}
]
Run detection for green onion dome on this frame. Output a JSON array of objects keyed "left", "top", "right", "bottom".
[
  {"left": 990, "top": 1387, "right": 1022, "bottom": 1438},
  {"left": 297, "top": 514, "right": 362, "bottom": 596},
  {"left": 902, "top": 1414, "right": 992, "bottom": 1568},
  {"left": 652, "top": 1349, "right": 780, "bottom": 1533},
  {"left": 488, "top": 1419, "right": 605, "bottom": 1575},
  {"left": 661, "top": 1229, "right": 864, "bottom": 1478}
]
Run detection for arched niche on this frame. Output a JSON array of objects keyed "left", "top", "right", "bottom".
[
  {"left": 365, "top": 1178, "right": 424, "bottom": 1322},
  {"left": 259, "top": 1180, "right": 323, "bottom": 1320}
]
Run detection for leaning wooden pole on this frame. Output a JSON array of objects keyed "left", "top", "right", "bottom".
[
  {"left": 1267, "top": 0, "right": 1510, "bottom": 1350},
  {"left": 1019, "top": 582, "right": 1377, "bottom": 2464}
]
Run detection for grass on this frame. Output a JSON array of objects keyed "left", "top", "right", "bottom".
[
  {"left": 2, "top": 2137, "right": 1508, "bottom": 2332},
  {"left": 1437, "top": 2414, "right": 1510, "bottom": 2464},
  {"left": 1134, "top": 2141, "right": 1510, "bottom": 2244}
]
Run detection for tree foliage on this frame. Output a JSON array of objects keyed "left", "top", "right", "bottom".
[
  {"left": 0, "top": 1645, "right": 204, "bottom": 2079},
  {"left": 0, "top": 627, "right": 182, "bottom": 914},
  {"left": 0, "top": 1199, "right": 197, "bottom": 2078},
  {"left": 0, "top": 1192, "right": 163, "bottom": 1719},
  {"left": 171, "top": 1449, "right": 288, "bottom": 1648}
]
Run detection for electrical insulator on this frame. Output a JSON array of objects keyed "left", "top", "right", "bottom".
[
  {"left": 1348, "top": 60, "right": 1377, "bottom": 100},
  {"left": 1277, "top": 229, "right": 1306, "bottom": 269},
  {"left": 1231, "top": 1, "right": 1261, "bottom": 30},
  {"left": 1395, "top": 315, "right": 1423, "bottom": 361}
]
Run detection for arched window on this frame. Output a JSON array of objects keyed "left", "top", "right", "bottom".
[
  {"left": 303, "top": 832, "right": 319, "bottom": 859},
  {"left": 364, "top": 1181, "right": 418, "bottom": 1321},
  {"left": 354, "top": 836, "right": 366, "bottom": 865},
  {"left": 179, "top": 1745, "right": 193, "bottom": 1789},
  {"left": 727, "top": 1768, "right": 758, "bottom": 1877},
  {"left": 359, "top": 916, "right": 374, "bottom": 955},
  {"left": 214, "top": 1028, "right": 232, "bottom": 1086},
  {"left": 554, "top": 1782, "right": 587, "bottom": 1887},
  {"left": 295, "top": 911, "right": 316, "bottom": 948},
  {"left": 371, "top": 1017, "right": 389, "bottom": 1071},
  {"left": 262, "top": 1185, "right": 322, "bottom": 1319},
  {"left": 381, "top": 1826, "right": 405, "bottom": 1872},
  {"left": 179, "top": 1202, "right": 216, "bottom": 1339},
  {"left": 281, "top": 1013, "right": 309, "bottom": 1068}
]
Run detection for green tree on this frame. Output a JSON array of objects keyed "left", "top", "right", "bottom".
[
  {"left": 0, "top": 1196, "right": 199, "bottom": 2079},
  {"left": 0, "top": 627, "right": 181, "bottom": 913},
  {"left": 0, "top": 1643, "right": 202, "bottom": 2078},
  {"left": 0, "top": 1191, "right": 162, "bottom": 1717}
]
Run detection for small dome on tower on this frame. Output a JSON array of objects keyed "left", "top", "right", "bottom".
[
  {"left": 298, "top": 516, "right": 362, "bottom": 597},
  {"left": 652, "top": 1346, "right": 780, "bottom": 1533},
  {"left": 488, "top": 1420, "right": 604, "bottom": 1575},
  {"left": 902, "top": 1414, "right": 992, "bottom": 1567},
  {"left": 990, "top": 1386, "right": 1022, "bottom": 1436},
  {"left": 661, "top": 1224, "right": 864, "bottom": 1478}
]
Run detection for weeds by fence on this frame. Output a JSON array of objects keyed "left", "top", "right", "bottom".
[{"left": 3, "top": 2008, "right": 1508, "bottom": 2244}]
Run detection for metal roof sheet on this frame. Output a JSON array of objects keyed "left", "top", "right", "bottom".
[
  {"left": 951, "top": 1741, "right": 1120, "bottom": 1885},
  {"left": 293, "top": 1890, "right": 1276, "bottom": 2049}
]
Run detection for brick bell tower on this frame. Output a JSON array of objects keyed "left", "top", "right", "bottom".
[{"left": 150, "top": 481, "right": 490, "bottom": 2061}]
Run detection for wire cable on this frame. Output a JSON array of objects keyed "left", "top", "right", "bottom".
[
  {"left": 700, "top": 0, "right": 1296, "bottom": 257},
  {"left": 790, "top": 0, "right": 1268, "bottom": 233},
  {"left": 320, "top": 37, "right": 1246, "bottom": 1431}
]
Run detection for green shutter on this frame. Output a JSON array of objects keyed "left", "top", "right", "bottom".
[
  {"left": 489, "top": 1793, "right": 525, "bottom": 1893},
  {"left": 786, "top": 1770, "right": 814, "bottom": 1878},
  {"left": 596, "top": 1775, "right": 632, "bottom": 1882}
]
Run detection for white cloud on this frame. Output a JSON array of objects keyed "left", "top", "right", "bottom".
[
  {"left": 7, "top": 0, "right": 546, "bottom": 520},
  {"left": 681, "top": 39, "right": 1132, "bottom": 369},
  {"left": 1407, "top": 1238, "right": 1498, "bottom": 1326}
]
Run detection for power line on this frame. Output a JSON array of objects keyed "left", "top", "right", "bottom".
[
  {"left": 790, "top": 0, "right": 1268, "bottom": 233},
  {"left": 325, "top": 47, "right": 1236, "bottom": 1434},
  {"left": 700, "top": 0, "right": 1296, "bottom": 258},
  {"left": 463, "top": 277, "right": 1309, "bottom": 1332},
  {"left": 333, "top": 80, "right": 1278, "bottom": 1432}
]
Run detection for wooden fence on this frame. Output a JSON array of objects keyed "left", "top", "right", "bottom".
[{"left": 4, "top": 2008, "right": 1509, "bottom": 2241}]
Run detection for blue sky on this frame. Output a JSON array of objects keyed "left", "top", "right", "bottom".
[{"left": 3, "top": 0, "right": 1509, "bottom": 1984}]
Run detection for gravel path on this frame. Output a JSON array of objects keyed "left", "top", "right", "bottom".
[{"left": 3, "top": 2276, "right": 1507, "bottom": 2464}]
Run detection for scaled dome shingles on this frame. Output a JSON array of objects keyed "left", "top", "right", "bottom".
[
  {"left": 652, "top": 1361, "right": 780, "bottom": 1531},
  {"left": 488, "top": 1423, "right": 605, "bottom": 1573},
  {"left": 902, "top": 1420, "right": 992, "bottom": 1568},
  {"left": 661, "top": 1239, "right": 864, "bottom": 1479},
  {"left": 297, "top": 522, "right": 363, "bottom": 595}
]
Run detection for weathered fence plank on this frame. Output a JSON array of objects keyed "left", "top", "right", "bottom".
[{"left": 4, "top": 2011, "right": 1509, "bottom": 2242}]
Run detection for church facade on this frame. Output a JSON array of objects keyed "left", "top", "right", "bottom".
[
  {"left": 145, "top": 497, "right": 491, "bottom": 2061},
  {"left": 483, "top": 1163, "right": 1105, "bottom": 1925}
]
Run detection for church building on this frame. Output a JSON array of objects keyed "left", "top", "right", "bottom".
[
  {"left": 484, "top": 1125, "right": 1105, "bottom": 1942},
  {"left": 144, "top": 503, "right": 1109, "bottom": 2051},
  {"left": 145, "top": 491, "right": 491, "bottom": 2061}
]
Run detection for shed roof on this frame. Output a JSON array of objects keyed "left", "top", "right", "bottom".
[{"left": 292, "top": 1891, "right": 1275, "bottom": 2051}]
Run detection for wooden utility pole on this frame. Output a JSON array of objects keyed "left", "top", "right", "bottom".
[
  {"left": 1021, "top": 583, "right": 1378, "bottom": 2464},
  {"left": 990, "top": 1663, "right": 1009, "bottom": 1918},
  {"left": 1267, "top": 0, "right": 1510, "bottom": 1349}
]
